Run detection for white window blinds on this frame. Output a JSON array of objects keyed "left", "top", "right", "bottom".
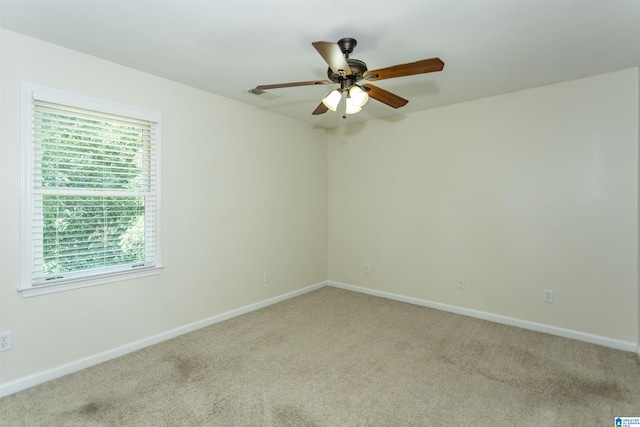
[{"left": 21, "top": 84, "right": 161, "bottom": 294}]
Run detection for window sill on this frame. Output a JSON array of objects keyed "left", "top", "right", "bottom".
[{"left": 19, "top": 266, "right": 163, "bottom": 297}]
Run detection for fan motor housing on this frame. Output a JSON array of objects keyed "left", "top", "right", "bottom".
[{"left": 327, "top": 58, "right": 368, "bottom": 83}]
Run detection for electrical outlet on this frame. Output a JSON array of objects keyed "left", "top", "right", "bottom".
[
  {"left": 458, "top": 278, "right": 465, "bottom": 289},
  {"left": 0, "top": 331, "right": 13, "bottom": 352},
  {"left": 543, "top": 289, "right": 554, "bottom": 304},
  {"left": 263, "top": 272, "right": 270, "bottom": 284}
]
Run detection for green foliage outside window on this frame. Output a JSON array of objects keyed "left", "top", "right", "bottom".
[{"left": 38, "top": 110, "right": 149, "bottom": 276}]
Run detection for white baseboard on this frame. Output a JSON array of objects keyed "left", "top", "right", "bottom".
[
  {"left": 0, "top": 281, "right": 327, "bottom": 398},
  {"left": 328, "top": 281, "right": 637, "bottom": 353}
]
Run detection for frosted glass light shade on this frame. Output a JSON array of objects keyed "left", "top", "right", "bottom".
[
  {"left": 349, "top": 85, "right": 369, "bottom": 107},
  {"left": 322, "top": 90, "right": 342, "bottom": 111},
  {"left": 345, "top": 97, "right": 362, "bottom": 115}
]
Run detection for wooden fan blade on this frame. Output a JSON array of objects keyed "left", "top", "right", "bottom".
[
  {"left": 363, "top": 58, "right": 444, "bottom": 81},
  {"left": 312, "top": 41, "right": 352, "bottom": 76},
  {"left": 254, "top": 80, "right": 333, "bottom": 91},
  {"left": 362, "top": 84, "right": 408, "bottom": 109},
  {"left": 312, "top": 102, "right": 329, "bottom": 115}
]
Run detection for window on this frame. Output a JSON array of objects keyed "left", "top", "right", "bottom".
[{"left": 20, "top": 83, "right": 161, "bottom": 296}]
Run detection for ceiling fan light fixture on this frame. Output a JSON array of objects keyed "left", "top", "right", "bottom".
[
  {"left": 349, "top": 85, "right": 369, "bottom": 108},
  {"left": 322, "top": 89, "right": 342, "bottom": 111},
  {"left": 254, "top": 38, "right": 444, "bottom": 117}
]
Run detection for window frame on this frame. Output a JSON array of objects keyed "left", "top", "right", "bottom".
[{"left": 20, "top": 83, "right": 162, "bottom": 297}]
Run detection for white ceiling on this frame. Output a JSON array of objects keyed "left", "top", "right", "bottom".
[{"left": 1, "top": 0, "right": 639, "bottom": 128}]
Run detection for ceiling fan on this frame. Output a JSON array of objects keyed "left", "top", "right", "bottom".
[{"left": 251, "top": 37, "right": 444, "bottom": 118}]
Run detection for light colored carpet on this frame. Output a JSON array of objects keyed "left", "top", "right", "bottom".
[{"left": 1, "top": 286, "right": 639, "bottom": 426}]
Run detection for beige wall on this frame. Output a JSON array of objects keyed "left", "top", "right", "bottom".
[
  {"left": 328, "top": 68, "right": 639, "bottom": 343},
  {"left": 0, "top": 30, "right": 328, "bottom": 384}
]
